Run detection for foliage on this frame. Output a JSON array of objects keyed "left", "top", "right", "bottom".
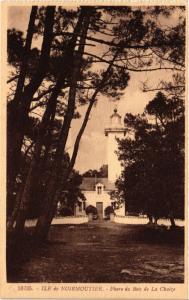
[
  {"left": 83, "top": 165, "right": 108, "bottom": 178},
  {"left": 7, "top": 5, "right": 185, "bottom": 238},
  {"left": 104, "top": 206, "right": 114, "bottom": 219},
  {"left": 58, "top": 170, "right": 86, "bottom": 212},
  {"left": 116, "top": 92, "right": 184, "bottom": 221},
  {"left": 7, "top": 29, "right": 24, "bottom": 64},
  {"left": 17, "top": 146, "right": 84, "bottom": 218},
  {"left": 85, "top": 205, "right": 98, "bottom": 215},
  {"left": 57, "top": 206, "right": 73, "bottom": 217},
  {"left": 110, "top": 190, "right": 124, "bottom": 210}
]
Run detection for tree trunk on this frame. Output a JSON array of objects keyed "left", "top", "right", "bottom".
[
  {"left": 147, "top": 214, "right": 153, "bottom": 224},
  {"left": 35, "top": 7, "right": 94, "bottom": 241},
  {"left": 13, "top": 83, "right": 61, "bottom": 234},
  {"left": 7, "top": 6, "right": 37, "bottom": 216},
  {"left": 13, "top": 8, "right": 87, "bottom": 236},
  {"left": 14, "top": 6, "right": 38, "bottom": 104},
  {"left": 35, "top": 28, "right": 120, "bottom": 241},
  {"left": 169, "top": 211, "right": 176, "bottom": 228},
  {"left": 34, "top": 179, "right": 59, "bottom": 241},
  {"left": 14, "top": 142, "right": 43, "bottom": 234},
  {"left": 7, "top": 6, "right": 55, "bottom": 216},
  {"left": 7, "top": 128, "right": 25, "bottom": 216},
  {"left": 7, "top": 182, "right": 24, "bottom": 231}
]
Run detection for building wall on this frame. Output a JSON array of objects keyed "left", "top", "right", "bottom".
[
  {"left": 76, "top": 111, "right": 126, "bottom": 218},
  {"left": 75, "top": 190, "right": 125, "bottom": 217},
  {"left": 114, "top": 204, "right": 125, "bottom": 216},
  {"left": 107, "top": 131, "right": 125, "bottom": 182},
  {"left": 84, "top": 190, "right": 113, "bottom": 217},
  {"left": 75, "top": 204, "right": 86, "bottom": 216}
]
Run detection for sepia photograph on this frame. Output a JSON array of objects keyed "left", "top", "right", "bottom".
[{"left": 1, "top": 0, "right": 187, "bottom": 298}]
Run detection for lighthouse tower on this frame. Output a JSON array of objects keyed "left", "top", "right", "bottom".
[{"left": 105, "top": 108, "right": 126, "bottom": 183}]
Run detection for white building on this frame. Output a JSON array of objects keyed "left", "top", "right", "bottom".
[
  {"left": 75, "top": 108, "right": 126, "bottom": 218},
  {"left": 105, "top": 108, "right": 126, "bottom": 182}
]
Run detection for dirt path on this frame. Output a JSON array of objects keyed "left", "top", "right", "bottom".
[{"left": 8, "top": 221, "right": 184, "bottom": 283}]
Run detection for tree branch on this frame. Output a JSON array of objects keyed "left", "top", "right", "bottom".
[
  {"left": 55, "top": 31, "right": 182, "bottom": 52},
  {"left": 143, "top": 85, "right": 185, "bottom": 93},
  {"left": 69, "top": 51, "right": 120, "bottom": 172},
  {"left": 83, "top": 52, "right": 183, "bottom": 72},
  {"left": 150, "top": 47, "right": 185, "bottom": 68},
  {"left": 7, "top": 75, "right": 19, "bottom": 84},
  {"left": 21, "top": 7, "right": 56, "bottom": 108},
  {"left": 32, "top": 86, "right": 55, "bottom": 102}
]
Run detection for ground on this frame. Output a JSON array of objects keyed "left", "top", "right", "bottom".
[{"left": 7, "top": 221, "right": 184, "bottom": 283}]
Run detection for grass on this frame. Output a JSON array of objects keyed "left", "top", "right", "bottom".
[{"left": 7, "top": 221, "right": 184, "bottom": 283}]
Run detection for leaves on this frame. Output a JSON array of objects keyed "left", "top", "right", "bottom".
[
  {"left": 7, "top": 29, "right": 24, "bottom": 64},
  {"left": 116, "top": 92, "right": 184, "bottom": 219}
]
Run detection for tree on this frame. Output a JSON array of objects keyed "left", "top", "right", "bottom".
[
  {"left": 104, "top": 206, "right": 114, "bottom": 219},
  {"left": 12, "top": 6, "right": 90, "bottom": 234},
  {"left": 57, "top": 169, "right": 85, "bottom": 215},
  {"left": 7, "top": 6, "right": 55, "bottom": 216},
  {"left": 83, "top": 165, "right": 108, "bottom": 178},
  {"left": 116, "top": 91, "right": 184, "bottom": 226},
  {"left": 85, "top": 205, "right": 98, "bottom": 216},
  {"left": 7, "top": 5, "right": 185, "bottom": 240}
]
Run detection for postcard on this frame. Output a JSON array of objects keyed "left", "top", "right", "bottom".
[{"left": 0, "top": 0, "right": 188, "bottom": 299}]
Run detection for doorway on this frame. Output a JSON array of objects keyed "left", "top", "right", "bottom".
[{"left": 96, "top": 202, "right": 103, "bottom": 219}]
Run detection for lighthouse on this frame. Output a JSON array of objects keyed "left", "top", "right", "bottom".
[
  {"left": 75, "top": 107, "right": 126, "bottom": 217},
  {"left": 105, "top": 108, "right": 126, "bottom": 183}
]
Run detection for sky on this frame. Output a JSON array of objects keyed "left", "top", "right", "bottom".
[{"left": 8, "top": 6, "right": 177, "bottom": 173}]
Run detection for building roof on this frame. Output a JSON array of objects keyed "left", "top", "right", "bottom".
[{"left": 80, "top": 177, "right": 115, "bottom": 191}]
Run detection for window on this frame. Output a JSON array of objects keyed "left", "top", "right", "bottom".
[
  {"left": 96, "top": 183, "right": 104, "bottom": 194},
  {"left": 83, "top": 201, "right": 86, "bottom": 210},
  {"left": 97, "top": 186, "right": 102, "bottom": 194},
  {"left": 79, "top": 203, "right": 82, "bottom": 212}
]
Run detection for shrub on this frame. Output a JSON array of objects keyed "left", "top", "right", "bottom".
[
  {"left": 85, "top": 205, "right": 98, "bottom": 215},
  {"left": 104, "top": 206, "right": 114, "bottom": 219},
  {"left": 59, "top": 207, "right": 73, "bottom": 216},
  {"left": 105, "top": 205, "right": 114, "bottom": 215}
]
